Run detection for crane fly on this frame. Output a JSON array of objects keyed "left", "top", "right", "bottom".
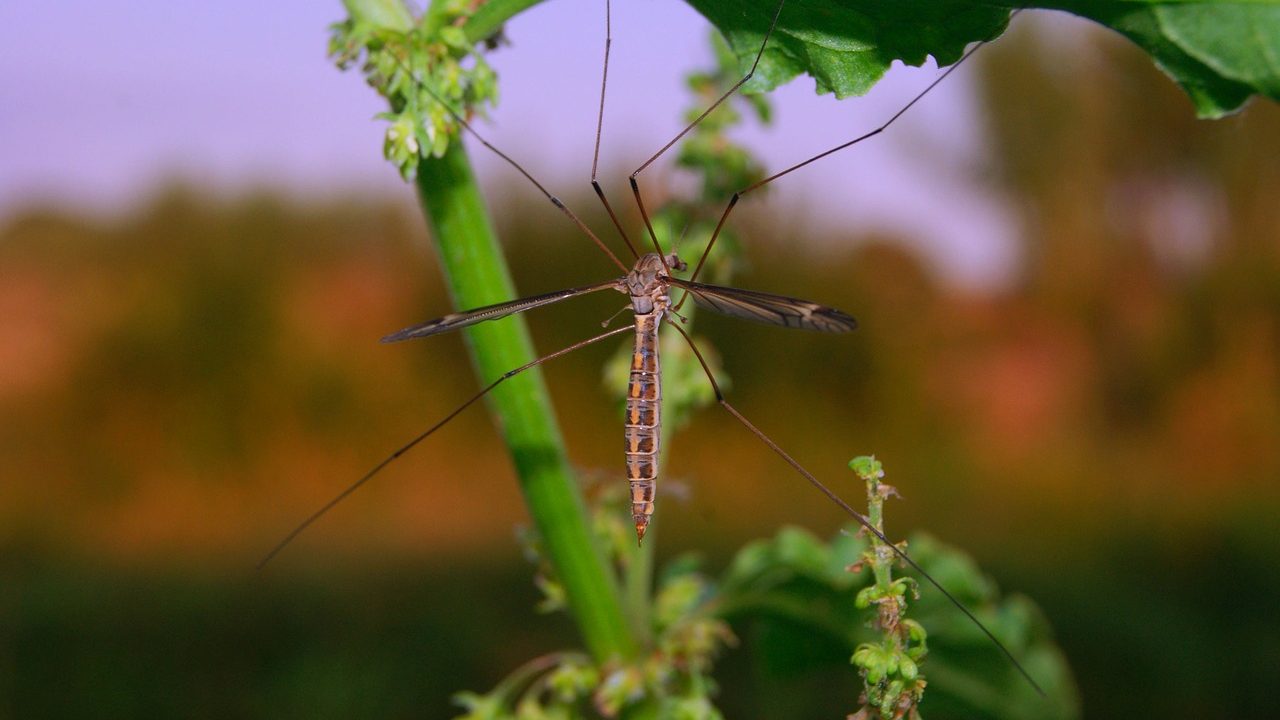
[
  {"left": 381, "top": 251, "right": 856, "bottom": 542},
  {"left": 261, "top": 0, "right": 1044, "bottom": 697}
]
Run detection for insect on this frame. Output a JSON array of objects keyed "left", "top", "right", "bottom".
[
  {"left": 382, "top": 249, "right": 856, "bottom": 542},
  {"left": 262, "top": 0, "right": 1043, "bottom": 696}
]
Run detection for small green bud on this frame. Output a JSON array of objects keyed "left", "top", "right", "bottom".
[
  {"left": 452, "top": 690, "right": 506, "bottom": 720},
  {"left": 547, "top": 661, "right": 598, "bottom": 703},
  {"left": 884, "top": 648, "right": 899, "bottom": 675},
  {"left": 383, "top": 114, "right": 421, "bottom": 180},
  {"left": 902, "top": 619, "right": 927, "bottom": 643},
  {"left": 438, "top": 25, "right": 467, "bottom": 49},
  {"left": 890, "top": 578, "right": 909, "bottom": 597},
  {"left": 852, "top": 644, "right": 875, "bottom": 667},
  {"left": 848, "top": 455, "right": 884, "bottom": 481},
  {"left": 853, "top": 642, "right": 894, "bottom": 683},
  {"left": 533, "top": 573, "right": 566, "bottom": 613}
]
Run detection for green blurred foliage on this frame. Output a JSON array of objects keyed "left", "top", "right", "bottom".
[
  {"left": 1, "top": 17, "right": 1279, "bottom": 720},
  {"left": 717, "top": 527, "right": 1076, "bottom": 720}
]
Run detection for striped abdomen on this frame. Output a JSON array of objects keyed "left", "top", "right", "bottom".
[{"left": 625, "top": 312, "right": 661, "bottom": 543}]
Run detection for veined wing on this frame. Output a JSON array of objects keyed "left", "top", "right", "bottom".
[
  {"left": 382, "top": 280, "right": 622, "bottom": 343},
  {"left": 667, "top": 278, "right": 857, "bottom": 333}
]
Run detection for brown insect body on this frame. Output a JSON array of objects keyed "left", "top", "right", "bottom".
[{"left": 619, "top": 252, "right": 684, "bottom": 542}]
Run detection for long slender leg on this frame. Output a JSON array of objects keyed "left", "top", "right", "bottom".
[
  {"left": 667, "top": 322, "right": 1046, "bottom": 697},
  {"left": 589, "top": 0, "right": 640, "bottom": 260},
  {"left": 628, "top": 0, "right": 789, "bottom": 275},
  {"left": 258, "top": 325, "right": 634, "bottom": 569},
  {"left": 395, "top": 54, "right": 631, "bottom": 273},
  {"left": 628, "top": 174, "right": 667, "bottom": 264},
  {"left": 631, "top": 0, "right": 787, "bottom": 180},
  {"left": 676, "top": 10, "right": 1025, "bottom": 293}
]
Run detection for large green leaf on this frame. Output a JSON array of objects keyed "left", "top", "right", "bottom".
[
  {"left": 683, "top": 0, "right": 1014, "bottom": 97},
  {"left": 1057, "top": 1, "right": 1280, "bottom": 118},
  {"left": 683, "top": 0, "right": 1280, "bottom": 117}
]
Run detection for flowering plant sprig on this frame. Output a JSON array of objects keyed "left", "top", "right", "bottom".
[
  {"left": 848, "top": 456, "right": 929, "bottom": 720},
  {"left": 329, "top": 0, "right": 498, "bottom": 179}
]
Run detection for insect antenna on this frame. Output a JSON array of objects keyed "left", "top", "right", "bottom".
[
  {"left": 257, "top": 325, "right": 633, "bottom": 569},
  {"left": 388, "top": 51, "right": 631, "bottom": 274},
  {"left": 589, "top": 0, "right": 641, "bottom": 260},
  {"left": 667, "top": 322, "right": 1048, "bottom": 698}
]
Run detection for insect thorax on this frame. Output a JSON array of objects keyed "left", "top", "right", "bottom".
[{"left": 625, "top": 252, "right": 681, "bottom": 315}]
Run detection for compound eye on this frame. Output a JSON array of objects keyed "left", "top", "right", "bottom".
[{"left": 667, "top": 253, "right": 688, "bottom": 272}]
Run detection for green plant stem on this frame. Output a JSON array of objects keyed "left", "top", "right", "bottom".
[
  {"left": 413, "top": 140, "right": 636, "bottom": 663},
  {"left": 864, "top": 475, "right": 893, "bottom": 593},
  {"left": 345, "top": 0, "right": 635, "bottom": 665}
]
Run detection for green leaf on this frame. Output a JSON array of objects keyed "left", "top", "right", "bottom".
[
  {"left": 682, "top": 0, "right": 1012, "bottom": 98},
  {"left": 683, "top": 0, "right": 1278, "bottom": 118},
  {"left": 1052, "top": 1, "right": 1280, "bottom": 118},
  {"left": 773, "top": 526, "right": 833, "bottom": 575}
]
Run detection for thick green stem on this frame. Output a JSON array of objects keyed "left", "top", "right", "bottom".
[
  {"left": 345, "top": 0, "right": 635, "bottom": 665},
  {"left": 413, "top": 142, "right": 636, "bottom": 662}
]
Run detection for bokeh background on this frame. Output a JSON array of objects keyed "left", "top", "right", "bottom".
[{"left": 3, "top": 1, "right": 1278, "bottom": 718}]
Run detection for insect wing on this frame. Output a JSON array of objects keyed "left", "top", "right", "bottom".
[
  {"left": 668, "top": 278, "right": 857, "bottom": 332},
  {"left": 381, "top": 280, "right": 621, "bottom": 343}
]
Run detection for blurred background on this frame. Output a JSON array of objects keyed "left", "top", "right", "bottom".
[{"left": 2, "top": 0, "right": 1278, "bottom": 718}]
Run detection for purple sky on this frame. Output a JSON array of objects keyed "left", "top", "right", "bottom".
[{"left": 0, "top": 0, "right": 1052, "bottom": 286}]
